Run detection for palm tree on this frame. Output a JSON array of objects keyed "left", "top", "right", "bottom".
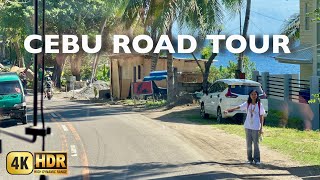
[
  {"left": 236, "top": 0, "right": 251, "bottom": 78},
  {"left": 280, "top": 13, "right": 300, "bottom": 40},
  {"left": 123, "top": 0, "right": 233, "bottom": 103}
]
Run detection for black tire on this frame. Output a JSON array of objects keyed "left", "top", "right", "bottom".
[
  {"left": 200, "top": 103, "right": 209, "bottom": 119},
  {"left": 21, "top": 115, "right": 27, "bottom": 124},
  {"left": 217, "top": 107, "right": 225, "bottom": 124}
]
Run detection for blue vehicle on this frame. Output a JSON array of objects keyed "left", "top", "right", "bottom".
[{"left": 143, "top": 71, "right": 167, "bottom": 99}]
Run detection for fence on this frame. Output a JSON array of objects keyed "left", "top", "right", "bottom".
[{"left": 253, "top": 71, "right": 320, "bottom": 130}]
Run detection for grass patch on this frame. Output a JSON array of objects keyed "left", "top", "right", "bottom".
[
  {"left": 116, "top": 99, "right": 167, "bottom": 109},
  {"left": 265, "top": 110, "right": 304, "bottom": 130},
  {"left": 184, "top": 114, "right": 320, "bottom": 165},
  {"left": 145, "top": 100, "right": 167, "bottom": 108}
]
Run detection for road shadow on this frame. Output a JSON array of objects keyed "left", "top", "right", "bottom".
[
  {"left": 0, "top": 118, "right": 19, "bottom": 128},
  {"left": 45, "top": 103, "right": 135, "bottom": 122},
  {"left": 64, "top": 161, "right": 320, "bottom": 180},
  {"left": 147, "top": 106, "right": 232, "bottom": 126}
]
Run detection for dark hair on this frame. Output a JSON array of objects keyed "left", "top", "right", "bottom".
[{"left": 247, "top": 89, "right": 260, "bottom": 104}]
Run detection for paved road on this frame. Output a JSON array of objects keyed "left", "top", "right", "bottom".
[
  {"left": 0, "top": 96, "right": 316, "bottom": 180},
  {"left": 0, "top": 97, "right": 223, "bottom": 180}
]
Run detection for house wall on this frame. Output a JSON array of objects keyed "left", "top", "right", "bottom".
[
  {"left": 300, "top": 0, "right": 315, "bottom": 45},
  {"left": 143, "top": 57, "right": 205, "bottom": 88},
  {"left": 300, "top": 64, "right": 313, "bottom": 80},
  {"left": 111, "top": 55, "right": 206, "bottom": 99}
]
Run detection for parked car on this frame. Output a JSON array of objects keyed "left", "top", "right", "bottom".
[
  {"left": 0, "top": 72, "right": 27, "bottom": 124},
  {"left": 200, "top": 79, "right": 268, "bottom": 123}
]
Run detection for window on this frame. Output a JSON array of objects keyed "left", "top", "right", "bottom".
[
  {"left": 305, "top": 3, "right": 310, "bottom": 30},
  {"left": 138, "top": 65, "right": 141, "bottom": 79},
  {"left": 209, "top": 82, "right": 228, "bottom": 93},
  {"left": 0, "top": 81, "right": 22, "bottom": 95},
  {"left": 208, "top": 83, "right": 217, "bottom": 93},
  {"left": 229, "top": 85, "right": 263, "bottom": 95},
  {"left": 216, "top": 82, "right": 228, "bottom": 92},
  {"left": 133, "top": 67, "right": 137, "bottom": 82}
]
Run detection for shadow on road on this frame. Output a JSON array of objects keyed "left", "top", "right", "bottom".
[
  {"left": 46, "top": 103, "right": 135, "bottom": 122},
  {"left": 65, "top": 161, "right": 320, "bottom": 180},
  {"left": 0, "top": 119, "right": 19, "bottom": 128}
]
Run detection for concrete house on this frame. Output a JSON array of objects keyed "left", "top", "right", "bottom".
[
  {"left": 109, "top": 54, "right": 206, "bottom": 99},
  {"left": 276, "top": 0, "right": 320, "bottom": 79}
]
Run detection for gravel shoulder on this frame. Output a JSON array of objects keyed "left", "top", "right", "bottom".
[{"left": 140, "top": 105, "right": 320, "bottom": 179}]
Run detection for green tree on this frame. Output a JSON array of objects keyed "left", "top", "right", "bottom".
[
  {"left": 44, "top": 0, "right": 124, "bottom": 87},
  {"left": 0, "top": 1, "right": 33, "bottom": 67}
]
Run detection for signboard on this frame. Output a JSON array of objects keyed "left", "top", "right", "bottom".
[{"left": 133, "top": 81, "right": 153, "bottom": 96}]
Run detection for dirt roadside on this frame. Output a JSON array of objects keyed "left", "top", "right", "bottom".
[{"left": 139, "top": 105, "right": 320, "bottom": 180}]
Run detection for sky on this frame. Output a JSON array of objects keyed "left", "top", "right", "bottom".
[
  {"left": 173, "top": 0, "right": 300, "bottom": 36},
  {"left": 220, "top": 0, "right": 300, "bottom": 35}
]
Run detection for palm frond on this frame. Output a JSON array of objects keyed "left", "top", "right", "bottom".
[{"left": 281, "top": 13, "right": 300, "bottom": 40}]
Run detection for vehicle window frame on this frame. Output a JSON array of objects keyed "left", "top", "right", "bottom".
[
  {"left": 0, "top": 80, "right": 23, "bottom": 95},
  {"left": 216, "top": 82, "right": 228, "bottom": 93}
]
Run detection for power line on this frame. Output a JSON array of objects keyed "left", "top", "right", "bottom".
[
  {"left": 249, "top": 19, "right": 265, "bottom": 34},
  {"left": 251, "top": 10, "right": 287, "bottom": 23}
]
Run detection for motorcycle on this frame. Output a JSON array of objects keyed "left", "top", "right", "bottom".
[{"left": 45, "top": 87, "right": 53, "bottom": 100}]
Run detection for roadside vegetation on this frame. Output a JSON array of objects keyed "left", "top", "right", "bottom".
[
  {"left": 182, "top": 110, "right": 320, "bottom": 165},
  {"left": 118, "top": 99, "right": 167, "bottom": 109}
]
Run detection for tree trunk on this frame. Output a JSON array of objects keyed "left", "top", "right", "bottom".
[
  {"left": 167, "top": 23, "right": 174, "bottom": 103},
  {"left": 71, "top": 52, "right": 83, "bottom": 81},
  {"left": 203, "top": 53, "right": 218, "bottom": 91},
  {"left": 13, "top": 41, "right": 25, "bottom": 67},
  {"left": 91, "top": 18, "right": 109, "bottom": 84},
  {"left": 53, "top": 53, "right": 67, "bottom": 88},
  {"left": 237, "top": 0, "right": 251, "bottom": 78},
  {"left": 150, "top": 28, "right": 160, "bottom": 71}
]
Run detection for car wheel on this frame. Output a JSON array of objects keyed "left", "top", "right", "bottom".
[
  {"left": 217, "top": 107, "right": 225, "bottom": 123},
  {"left": 21, "top": 115, "right": 27, "bottom": 124},
  {"left": 200, "top": 103, "right": 209, "bottom": 119}
]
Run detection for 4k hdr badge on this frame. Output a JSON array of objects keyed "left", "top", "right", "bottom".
[{"left": 6, "top": 151, "right": 33, "bottom": 175}]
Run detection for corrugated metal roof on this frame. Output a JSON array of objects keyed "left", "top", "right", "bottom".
[{"left": 275, "top": 44, "right": 313, "bottom": 64}]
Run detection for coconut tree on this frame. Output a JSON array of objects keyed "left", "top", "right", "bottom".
[
  {"left": 236, "top": 0, "right": 251, "bottom": 78},
  {"left": 122, "top": 0, "right": 236, "bottom": 103},
  {"left": 280, "top": 13, "right": 300, "bottom": 40}
]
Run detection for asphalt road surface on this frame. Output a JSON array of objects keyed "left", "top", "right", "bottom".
[{"left": 0, "top": 95, "right": 318, "bottom": 180}]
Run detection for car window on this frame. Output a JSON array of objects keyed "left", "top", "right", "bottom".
[
  {"left": 229, "top": 85, "right": 263, "bottom": 95},
  {"left": 208, "top": 83, "right": 218, "bottom": 93},
  {"left": 0, "top": 81, "right": 22, "bottom": 95},
  {"left": 216, "top": 82, "right": 228, "bottom": 92}
]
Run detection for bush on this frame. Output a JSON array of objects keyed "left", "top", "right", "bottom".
[
  {"left": 266, "top": 110, "right": 304, "bottom": 130},
  {"left": 96, "top": 64, "right": 109, "bottom": 82}
]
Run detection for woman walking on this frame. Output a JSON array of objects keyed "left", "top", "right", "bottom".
[{"left": 224, "top": 90, "right": 266, "bottom": 165}]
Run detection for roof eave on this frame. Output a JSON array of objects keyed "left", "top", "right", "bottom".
[{"left": 275, "top": 57, "right": 313, "bottom": 64}]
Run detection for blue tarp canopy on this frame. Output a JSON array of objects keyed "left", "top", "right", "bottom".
[
  {"left": 143, "top": 70, "right": 167, "bottom": 81},
  {"left": 143, "top": 75, "right": 167, "bottom": 81},
  {"left": 149, "top": 70, "right": 167, "bottom": 76}
]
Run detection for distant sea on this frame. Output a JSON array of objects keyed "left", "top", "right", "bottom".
[
  {"left": 172, "top": 0, "right": 300, "bottom": 75},
  {"left": 173, "top": 52, "right": 300, "bottom": 75}
]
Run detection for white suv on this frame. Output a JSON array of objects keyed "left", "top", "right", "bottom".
[{"left": 200, "top": 79, "right": 268, "bottom": 123}]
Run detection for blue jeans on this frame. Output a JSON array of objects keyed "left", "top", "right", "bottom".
[{"left": 245, "top": 128, "right": 260, "bottom": 163}]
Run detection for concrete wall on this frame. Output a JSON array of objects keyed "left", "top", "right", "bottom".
[
  {"left": 300, "top": 64, "right": 313, "bottom": 80},
  {"left": 178, "top": 82, "right": 202, "bottom": 93}
]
